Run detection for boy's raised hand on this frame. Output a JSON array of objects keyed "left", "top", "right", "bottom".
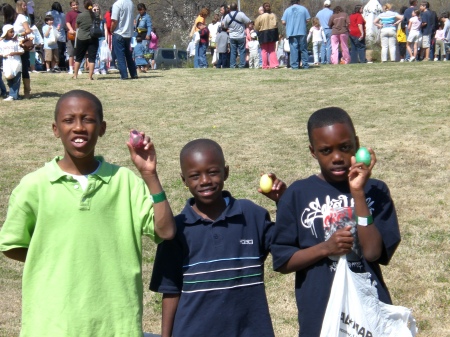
[
  {"left": 258, "top": 173, "right": 287, "bottom": 203},
  {"left": 127, "top": 130, "right": 157, "bottom": 176},
  {"left": 324, "top": 226, "right": 354, "bottom": 256},
  {"left": 348, "top": 147, "right": 377, "bottom": 193}
]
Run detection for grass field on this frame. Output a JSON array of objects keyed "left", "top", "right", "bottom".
[{"left": 0, "top": 62, "right": 449, "bottom": 336}]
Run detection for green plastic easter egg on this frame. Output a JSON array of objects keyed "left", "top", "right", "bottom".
[{"left": 355, "top": 147, "right": 371, "bottom": 166}]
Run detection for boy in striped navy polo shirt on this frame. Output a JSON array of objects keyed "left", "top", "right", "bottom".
[{"left": 150, "top": 139, "right": 286, "bottom": 337}]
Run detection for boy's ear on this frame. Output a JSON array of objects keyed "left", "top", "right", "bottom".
[
  {"left": 52, "top": 122, "right": 60, "bottom": 138},
  {"left": 224, "top": 165, "right": 229, "bottom": 181},
  {"left": 355, "top": 135, "right": 360, "bottom": 150},
  {"left": 99, "top": 121, "right": 106, "bottom": 137},
  {"left": 309, "top": 144, "right": 317, "bottom": 159},
  {"left": 180, "top": 172, "right": 187, "bottom": 185}
]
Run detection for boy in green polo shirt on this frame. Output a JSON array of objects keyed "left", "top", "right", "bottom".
[{"left": 0, "top": 90, "right": 176, "bottom": 337}]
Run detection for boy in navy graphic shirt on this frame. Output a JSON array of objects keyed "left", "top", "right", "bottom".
[
  {"left": 271, "top": 107, "right": 401, "bottom": 337},
  {"left": 150, "top": 139, "right": 286, "bottom": 337}
]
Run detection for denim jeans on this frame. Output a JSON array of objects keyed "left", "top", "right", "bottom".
[
  {"left": 289, "top": 35, "right": 309, "bottom": 69},
  {"left": 0, "top": 69, "right": 6, "bottom": 95},
  {"left": 216, "top": 52, "right": 230, "bottom": 68},
  {"left": 321, "top": 29, "right": 332, "bottom": 64},
  {"left": 7, "top": 72, "right": 21, "bottom": 99},
  {"left": 197, "top": 43, "right": 208, "bottom": 68},
  {"left": 112, "top": 33, "right": 137, "bottom": 79},
  {"left": 194, "top": 43, "right": 199, "bottom": 68},
  {"left": 349, "top": 36, "right": 366, "bottom": 63},
  {"left": 312, "top": 41, "right": 322, "bottom": 64},
  {"left": 230, "top": 37, "right": 246, "bottom": 68}
]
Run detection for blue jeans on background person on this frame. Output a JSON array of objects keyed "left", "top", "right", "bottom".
[
  {"left": 321, "top": 28, "right": 332, "bottom": 64},
  {"left": 0, "top": 69, "right": 7, "bottom": 96},
  {"left": 230, "top": 37, "right": 246, "bottom": 68},
  {"left": 112, "top": 33, "right": 137, "bottom": 79},
  {"left": 216, "top": 52, "right": 230, "bottom": 68},
  {"left": 197, "top": 43, "right": 208, "bottom": 68},
  {"left": 349, "top": 36, "right": 366, "bottom": 63},
  {"left": 194, "top": 43, "right": 199, "bottom": 68},
  {"left": 7, "top": 72, "right": 21, "bottom": 99},
  {"left": 289, "top": 35, "right": 309, "bottom": 69}
]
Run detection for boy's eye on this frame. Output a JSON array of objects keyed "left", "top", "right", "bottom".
[
  {"left": 341, "top": 145, "right": 352, "bottom": 152},
  {"left": 319, "top": 148, "right": 331, "bottom": 155}
]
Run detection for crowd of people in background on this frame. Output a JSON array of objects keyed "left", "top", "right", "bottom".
[
  {"left": 188, "top": 0, "right": 450, "bottom": 69},
  {"left": 1, "top": 0, "right": 450, "bottom": 100},
  {"left": 0, "top": 0, "right": 159, "bottom": 101}
]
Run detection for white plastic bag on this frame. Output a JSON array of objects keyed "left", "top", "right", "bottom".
[
  {"left": 99, "top": 40, "right": 111, "bottom": 62},
  {"left": 194, "top": 31, "right": 200, "bottom": 45},
  {"left": 320, "top": 255, "right": 417, "bottom": 337},
  {"left": 30, "top": 25, "right": 43, "bottom": 46},
  {"left": 3, "top": 56, "right": 22, "bottom": 79},
  {"left": 46, "top": 26, "right": 57, "bottom": 46}
]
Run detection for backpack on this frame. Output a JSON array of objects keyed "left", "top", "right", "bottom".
[{"left": 90, "top": 14, "right": 103, "bottom": 38}]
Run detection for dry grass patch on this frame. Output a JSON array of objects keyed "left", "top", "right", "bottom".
[{"left": 1, "top": 63, "right": 449, "bottom": 336}]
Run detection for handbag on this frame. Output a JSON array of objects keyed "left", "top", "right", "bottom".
[
  {"left": 283, "top": 38, "right": 290, "bottom": 53},
  {"left": 3, "top": 56, "right": 22, "bottom": 79},
  {"left": 90, "top": 16, "right": 103, "bottom": 38},
  {"left": 67, "top": 31, "right": 76, "bottom": 41},
  {"left": 46, "top": 27, "right": 57, "bottom": 46},
  {"left": 99, "top": 40, "right": 111, "bottom": 62},
  {"left": 21, "top": 37, "right": 34, "bottom": 51},
  {"left": 320, "top": 255, "right": 418, "bottom": 337}
]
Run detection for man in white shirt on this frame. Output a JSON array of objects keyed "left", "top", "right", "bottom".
[{"left": 111, "top": 0, "right": 137, "bottom": 79}]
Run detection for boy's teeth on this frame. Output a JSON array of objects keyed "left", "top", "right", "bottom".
[{"left": 74, "top": 139, "right": 84, "bottom": 143}]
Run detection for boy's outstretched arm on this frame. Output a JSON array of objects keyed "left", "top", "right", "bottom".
[
  {"left": 127, "top": 132, "right": 176, "bottom": 240},
  {"left": 3, "top": 248, "right": 28, "bottom": 262},
  {"left": 348, "top": 148, "right": 383, "bottom": 262},
  {"left": 161, "top": 293, "right": 180, "bottom": 337},
  {"left": 277, "top": 227, "right": 354, "bottom": 273}
]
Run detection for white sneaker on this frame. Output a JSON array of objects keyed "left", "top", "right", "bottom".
[
  {"left": 94, "top": 69, "right": 100, "bottom": 75},
  {"left": 68, "top": 69, "right": 74, "bottom": 74},
  {"left": 100, "top": 69, "right": 107, "bottom": 75},
  {"left": 400, "top": 59, "right": 405, "bottom": 62},
  {"left": 409, "top": 57, "right": 415, "bottom": 62},
  {"left": 78, "top": 70, "right": 82, "bottom": 75},
  {"left": 4, "top": 96, "right": 14, "bottom": 101},
  {"left": 434, "top": 58, "right": 438, "bottom": 61},
  {"left": 444, "top": 59, "right": 447, "bottom": 62}
]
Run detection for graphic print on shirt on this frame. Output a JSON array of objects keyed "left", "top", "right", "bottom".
[{"left": 301, "top": 194, "right": 375, "bottom": 262}]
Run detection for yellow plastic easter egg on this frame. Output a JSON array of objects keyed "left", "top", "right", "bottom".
[{"left": 260, "top": 174, "right": 273, "bottom": 193}]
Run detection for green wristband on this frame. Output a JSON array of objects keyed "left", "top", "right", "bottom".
[
  {"left": 357, "top": 214, "right": 374, "bottom": 226},
  {"left": 151, "top": 191, "right": 167, "bottom": 204}
]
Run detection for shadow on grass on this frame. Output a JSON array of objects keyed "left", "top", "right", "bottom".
[{"left": 30, "top": 92, "right": 62, "bottom": 98}]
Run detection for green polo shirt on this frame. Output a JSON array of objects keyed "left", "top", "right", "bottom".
[{"left": 0, "top": 156, "right": 160, "bottom": 337}]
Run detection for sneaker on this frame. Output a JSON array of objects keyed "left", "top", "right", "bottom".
[
  {"left": 47, "top": 69, "right": 51, "bottom": 72},
  {"left": 4, "top": 96, "right": 15, "bottom": 101},
  {"left": 400, "top": 59, "right": 405, "bottom": 62},
  {"left": 444, "top": 59, "right": 447, "bottom": 62},
  {"left": 68, "top": 69, "right": 74, "bottom": 74},
  {"left": 409, "top": 57, "right": 415, "bottom": 62},
  {"left": 108, "top": 67, "right": 119, "bottom": 73},
  {"left": 100, "top": 69, "right": 107, "bottom": 75},
  {"left": 434, "top": 58, "right": 438, "bottom": 61},
  {"left": 31, "top": 70, "right": 39, "bottom": 73},
  {"left": 94, "top": 69, "right": 100, "bottom": 75},
  {"left": 53, "top": 67, "right": 61, "bottom": 73},
  {"left": 78, "top": 70, "right": 82, "bottom": 75}
]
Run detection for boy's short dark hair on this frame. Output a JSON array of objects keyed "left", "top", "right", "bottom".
[
  {"left": 136, "top": 36, "right": 142, "bottom": 43},
  {"left": 44, "top": 14, "right": 54, "bottom": 23},
  {"left": 54, "top": 90, "right": 103, "bottom": 121},
  {"left": 196, "top": 21, "right": 205, "bottom": 28},
  {"left": 307, "top": 107, "right": 356, "bottom": 144},
  {"left": 180, "top": 139, "right": 225, "bottom": 166}
]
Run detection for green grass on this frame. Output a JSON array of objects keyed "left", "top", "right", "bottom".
[{"left": 1, "top": 62, "right": 450, "bottom": 336}]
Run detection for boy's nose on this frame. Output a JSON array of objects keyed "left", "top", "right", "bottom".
[{"left": 199, "top": 174, "right": 211, "bottom": 184}]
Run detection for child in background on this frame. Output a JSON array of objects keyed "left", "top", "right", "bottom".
[
  {"left": 196, "top": 21, "right": 209, "bottom": 68},
  {"left": 150, "top": 139, "right": 286, "bottom": 337},
  {"left": 397, "top": 6, "right": 407, "bottom": 62},
  {"left": 27, "top": 0, "right": 35, "bottom": 25},
  {"left": 0, "top": 25, "right": 24, "bottom": 101},
  {"left": 0, "top": 90, "right": 176, "bottom": 336},
  {"left": 307, "top": 17, "right": 326, "bottom": 65},
  {"left": 248, "top": 31, "right": 260, "bottom": 68},
  {"left": 214, "top": 26, "right": 230, "bottom": 68},
  {"left": 42, "top": 15, "right": 60, "bottom": 72},
  {"left": 271, "top": 107, "right": 401, "bottom": 337},
  {"left": 133, "top": 36, "right": 149, "bottom": 72},
  {"left": 434, "top": 22, "right": 445, "bottom": 61},
  {"left": 148, "top": 27, "right": 158, "bottom": 69},
  {"left": 276, "top": 33, "right": 285, "bottom": 66},
  {"left": 407, "top": 9, "right": 422, "bottom": 62}
]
